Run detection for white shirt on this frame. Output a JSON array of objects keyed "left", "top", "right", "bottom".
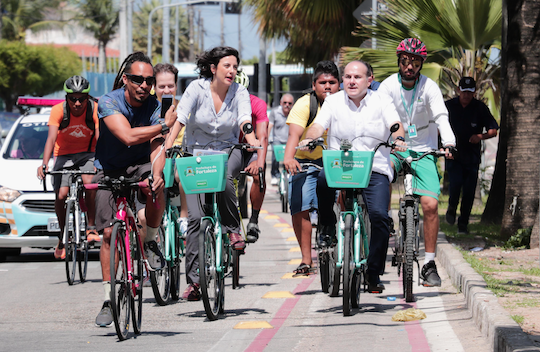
[
  {"left": 176, "top": 78, "right": 252, "bottom": 151},
  {"left": 378, "top": 73, "right": 455, "bottom": 151},
  {"left": 314, "top": 90, "right": 400, "bottom": 181}
]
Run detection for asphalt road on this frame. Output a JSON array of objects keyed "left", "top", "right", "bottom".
[{"left": 0, "top": 169, "right": 491, "bottom": 352}]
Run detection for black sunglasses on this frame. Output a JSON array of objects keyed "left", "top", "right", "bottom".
[
  {"left": 67, "top": 96, "right": 88, "bottom": 103},
  {"left": 399, "top": 58, "right": 422, "bottom": 68},
  {"left": 125, "top": 73, "right": 156, "bottom": 86},
  {"left": 282, "top": 102, "right": 293, "bottom": 105}
]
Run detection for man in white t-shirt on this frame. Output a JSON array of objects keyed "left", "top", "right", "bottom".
[
  {"left": 378, "top": 38, "right": 456, "bottom": 287},
  {"left": 299, "top": 60, "right": 406, "bottom": 293}
]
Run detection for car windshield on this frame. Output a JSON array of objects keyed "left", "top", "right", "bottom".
[{"left": 5, "top": 123, "right": 48, "bottom": 160}]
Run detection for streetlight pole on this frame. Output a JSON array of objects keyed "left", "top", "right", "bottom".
[{"left": 147, "top": 0, "right": 238, "bottom": 61}]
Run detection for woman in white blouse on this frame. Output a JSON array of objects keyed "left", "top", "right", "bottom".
[{"left": 167, "top": 46, "right": 259, "bottom": 301}]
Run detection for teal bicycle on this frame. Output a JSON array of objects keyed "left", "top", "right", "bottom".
[
  {"left": 272, "top": 144, "right": 289, "bottom": 213},
  {"left": 148, "top": 146, "right": 187, "bottom": 305},
  {"left": 176, "top": 142, "right": 259, "bottom": 320}
]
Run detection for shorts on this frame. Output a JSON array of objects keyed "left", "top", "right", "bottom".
[
  {"left": 93, "top": 161, "right": 151, "bottom": 232},
  {"left": 390, "top": 150, "right": 441, "bottom": 200},
  {"left": 53, "top": 152, "right": 95, "bottom": 191},
  {"left": 288, "top": 158, "right": 322, "bottom": 215}
]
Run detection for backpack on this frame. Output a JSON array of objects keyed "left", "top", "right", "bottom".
[
  {"left": 59, "top": 98, "right": 96, "bottom": 152},
  {"left": 306, "top": 90, "right": 320, "bottom": 128}
]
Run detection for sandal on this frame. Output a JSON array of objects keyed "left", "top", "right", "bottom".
[
  {"left": 54, "top": 245, "right": 66, "bottom": 260},
  {"left": 293, "top": 263, "right": 313, "bottom": 277},
  {"left": 86, "top": 226, "right": 101, "bottom": 242}
]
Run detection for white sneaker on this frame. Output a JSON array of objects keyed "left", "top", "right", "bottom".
[
  {"left": 144, "top": 240, "right": 165, "bottom": 270},
  {"left": 178, "top": 217, "right": 188, "bottom": 236},
  {"left": 271, "top": 177, "right": 278, "bottom": 186},
  {"left": 310, "top": 210, "right": 318, "bottom": 226}
]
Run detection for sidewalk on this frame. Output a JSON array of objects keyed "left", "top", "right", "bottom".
[{"left": 437, "top": 233, "right": 540, "bottom": 351}]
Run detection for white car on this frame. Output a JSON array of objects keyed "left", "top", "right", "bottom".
[{"left": 0, "top": 97, "right": 91, "bottom": 259}]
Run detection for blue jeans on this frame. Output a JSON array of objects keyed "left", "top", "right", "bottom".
[{"left": 317, "top": 170, "right": 390, "bottom": 277}]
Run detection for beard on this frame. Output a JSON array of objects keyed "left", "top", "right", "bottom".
[{"left": 399, "top": 67, "right": 420, "bottom": 84}]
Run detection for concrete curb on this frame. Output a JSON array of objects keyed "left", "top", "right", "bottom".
[{"left": 437, "top": 234, "right": 540, "bottom": 352}]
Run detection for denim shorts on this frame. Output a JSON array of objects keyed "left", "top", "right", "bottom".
[{"left": 288, "top": 158, "right": 323, "bottom": 215}]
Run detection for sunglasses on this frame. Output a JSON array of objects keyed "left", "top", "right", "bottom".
[
  {"left": 282, "top": 102, "right": 293, "bottom": 106},
  {"left": 399, "top": 58, "right": 422, "bottom": 68},
  {"left": 67, "top": 96, "right": 88, "bottom": 103},
  {"left": 125, "top": 73, "right": 156, "bottom": 86}
]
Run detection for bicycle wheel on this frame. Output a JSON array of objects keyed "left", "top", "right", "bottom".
[
  {"left": 110, "top": 222, "right": 130, "bottom": 341},
  {"left": 170, "top": 217, "right": 183, "bottom": 301},
  {"left": 199, "top": 219, "right": 222, "bottom": 320},
  {"left": 403, "top": 205, "right": 415, "bottom": 302},
  {"left": 238, "top": 174, "right": 249, "bottom": 218},
  {"left": 280, "top": 171, "right": 289, "bottom": 213},
  {"left": 318, "top": 250, "right": 329, "bottom": 293},
  {"left": 150, "top": 226, "right": 171, "bottom": 306},
  {"left": 78, "top": 212, "right": 88, "bottom": 283},
  {"left": 64, "top": 201, "right": 77, "bottom": 286},
  {"left": 352, "top": 208, "right": 369, "bottom": 309},
  {"left": 131, "top": 224, "right": 143, "bottom": 334},
  {"left": 232, "top": 249, "right": 241, "bottom": 289},
  {"left": 342, "top": 213, "right": 353, "bottom": 316}
]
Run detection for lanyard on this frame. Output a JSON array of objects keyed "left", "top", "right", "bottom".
[{"left": 398, "top": 75, "right": 418, "bottom": 125}]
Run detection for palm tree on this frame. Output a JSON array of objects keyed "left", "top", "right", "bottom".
[
  {"left": 1, "top": 0, "right": 61, "bottom": 41},
  {"left": 76, "top": 0, "right": 119, "bottom": 74},
  {"left": 341, "top": 0, "right": 501, "bottom": 102},
  {"left": 245, "top": 0, "right": 364, "bottom": 67},
  {"left": 132, "top": 0, "right": 190, "bottom": 63}
]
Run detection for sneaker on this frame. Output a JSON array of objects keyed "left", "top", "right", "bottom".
[
  {"left": 229, "top": 232, "right": 246, "bottom": 250},
  {"left": 54, "top": 245, "right": 65, "bottom": 260},
  {"left": 388, "top": 216, "right": 395, "bottom": 237},
  {"left": 86, "top": 228, "right": 101, "bottom": 242},
  {"left": 178, "top": 217, "right": 188, "bottom": 237},
  {"left": 457, "top": 226, "right": 469, "bottom": 235},
  {"left": 246, "top": 222, "right": 260, "bottom": 243},
  {"left": 95, "top": 301, "right": 113, "bottom": 327},
  {"left": 421, "top": 260, "right": 442, "bottom": 287},
  {"left": 145, "top": 240, "right": 165, "bottom": 270},
  {"left": 366, "top": 274, "right": 385, "bottom": 293},
  {"left": 182, "top": 283, "right": 201, "bottom": 301},
  {"left": 310, "top": 210, "right": 318, "bottom": 227},
  {"left": 317, "top": 224, "right": 336, "bottom": 248},
  {"left": 270, "top": 177, "right": 279, "bottom": 186},
  {"left": 445, "top": 211, "right": 456, "bottom": 225}
]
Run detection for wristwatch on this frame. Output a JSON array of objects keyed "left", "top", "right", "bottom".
[
  {"left": 395, "top": 136, "right": 405, "bottom": 142},
  {"left": 160, "top": 121, "right": 169, "bottom": 135}
]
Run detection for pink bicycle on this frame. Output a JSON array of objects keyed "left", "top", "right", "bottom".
[{"left": 87, "top": 175, "right": 151, "bottom": 341}]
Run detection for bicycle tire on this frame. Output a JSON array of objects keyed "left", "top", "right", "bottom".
[
  {"left": 404, "top": 205, "right": 415, "bottom": 302},
  {"left": 150, "top": 226, "right": 171, "bottom": 306},
  {"left": 352, "top": 207, "right": 369, "bottom": 308},
  {"left": 342, "top": 213, "right": 353, "bottom": 316},
  {"left": 64, "top": 201, "right": 77, "bottom": 286},
  {"left": 131, "top": 223, "right": 143, "bottom": 334},
  {"left": 238, "top": 174, "right": 249, "bottom": 218},
  {"left": 78, "top": 212, "right": 88, "bottom": 283},
  {"left": 170, "top": 215, "right": 182, "bottom": 301},
  {"left": 280, "top": 171, "right": 289, "bottom": 213},
  {"left": 232, "top": 249, "right": 240, "bottom": 289},
  {"left": 199, "top": 219, "right": 222, "bottom": 320},
  {"left": 110, "top": 222, "right": 130, "bottom": 341},
  {"left": 318, "top": 250, "right": 330, "bottom": 293}
]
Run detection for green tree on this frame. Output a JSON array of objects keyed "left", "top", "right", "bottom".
[
  {"left": 0, "top": 41, "right": 80, "bottom": 112},
  {"left": 341, "top": 0, "right": 501, "bottom": 103},
  {"left": 133, "top": 0, "right": 190, "bottom": 64},
  {"left": 76, "top": 0, "right": 119, "bottom": 73},
  {"left": 0, "top": 0, "right": 61, "bottom": 41},
  {"left": 245, "top": 0, "right": 364, "bottom": 66}
]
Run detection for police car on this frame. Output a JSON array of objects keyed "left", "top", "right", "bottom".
[{"left": 0, "top": 97, "right": 69, "bottom": 259}]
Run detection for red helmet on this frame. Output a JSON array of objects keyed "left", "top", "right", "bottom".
[{"left": 396, "top": 38, "right": 427, "bottom": 59}]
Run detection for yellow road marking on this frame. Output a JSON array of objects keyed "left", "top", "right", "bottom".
[
  {"left": 289, "top": 247, "right": 300, "bottom": 252},
  {"left": 260, "top": 209, "right": 268, "bottom": 214},
  {"left": 262, "top": 291, "right": 295, "bottom": 299},
  {"left": 281, "top": 228, "right": 294, "bottom": 233},
  {"left": 273, "top": 223, "right": 289, "bottom": 228},
  {"left": 288, "top": 258, "right": 302, "bottom": 265},
  {"left": 234, "top": 321, "right": 273, "bottom": 329},
  {"left": 281, "top": 272, "right": 310, "bottom": 279},
  {"left": 286, "top": 237, "right": 296, "bottom": 241},
  {"left": 265, "top": 215, "right": 280, "bottom": 219}
]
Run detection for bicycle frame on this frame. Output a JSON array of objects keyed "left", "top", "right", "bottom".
[{"left": 202, "top": 192, "right": 228, "bottom": 274}]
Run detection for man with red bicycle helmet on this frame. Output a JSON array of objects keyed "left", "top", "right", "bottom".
[{"left": 378, "top": 38, "right": 456, "bottom": 288}]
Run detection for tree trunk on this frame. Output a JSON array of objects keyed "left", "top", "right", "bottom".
[
  {"left": 98, "top": 41, "right": 107, "bottom": 74},
  {"left": 498, "top": 0, "right": 540, "bottom": 241}
]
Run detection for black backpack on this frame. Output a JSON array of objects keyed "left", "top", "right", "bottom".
[{"left": 59, "top": 98, "right": 96, "bottom": 152}]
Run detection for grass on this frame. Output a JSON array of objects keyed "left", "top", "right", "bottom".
[{"left": 512, "top": 315, "right": 525, "bottom": 325}]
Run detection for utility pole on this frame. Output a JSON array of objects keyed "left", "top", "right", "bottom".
[
  {"left": 220, "top": 3, "right": 224, "bottom": 46},
  {"left": 189, "top": 6, "right": 195, "bottom": 61},
  {"left": 238, "top": 9, "right": 241, "bottom": 57},
  {"left": 258, "top": 38, "right": 267, "bottom": 101},
  {"left": 200, "top": 16, "right": 204, "bottom": 51},
  {"left": 163, "top": 0, "right": 170, "bottom": 63},
  {"left": 174, "top": 5, "right": 179, "bottom": 63},
  {"left": 127, "top": 0, "right": 133, "bottom": 54},
  {"left": 119, "top": 0, "right": 128, "bottom": 66}
]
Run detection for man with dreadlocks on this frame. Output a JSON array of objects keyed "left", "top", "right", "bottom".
[{"left": 93, "top": 52, "right": 177, "bottom": 327}]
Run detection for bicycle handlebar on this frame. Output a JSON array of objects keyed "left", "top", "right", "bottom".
[{"left": 42, "top": 170, "right": 97, "bottom": 192}]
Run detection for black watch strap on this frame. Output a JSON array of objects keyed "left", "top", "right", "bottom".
[
  {"left": 160, "top": 121, "right": 169, "bottom": 135},
  {"left": 395, "top": 136, "right": 405, "bottom": 142}
]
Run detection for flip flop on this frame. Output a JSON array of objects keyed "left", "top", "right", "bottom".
[{"left": 293, "top": 263, "right": 313, "bottom": 277}]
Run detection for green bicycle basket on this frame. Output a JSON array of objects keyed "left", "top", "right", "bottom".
[
  {"left": 322, "top": 150, "right": 374, "bottom": 189},
  {"left": 272, "top": 144, "right": 286, "bottom": 162},
  {"left": 175, "top": 153, "right": 228, "bottom": 194},
  {"left": 163, "top": 158, "right": 175, "bottom": 188}
]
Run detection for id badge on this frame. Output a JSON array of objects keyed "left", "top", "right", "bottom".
[{"left": 408, "top": 124, "right": 418, "bottom": 138}]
